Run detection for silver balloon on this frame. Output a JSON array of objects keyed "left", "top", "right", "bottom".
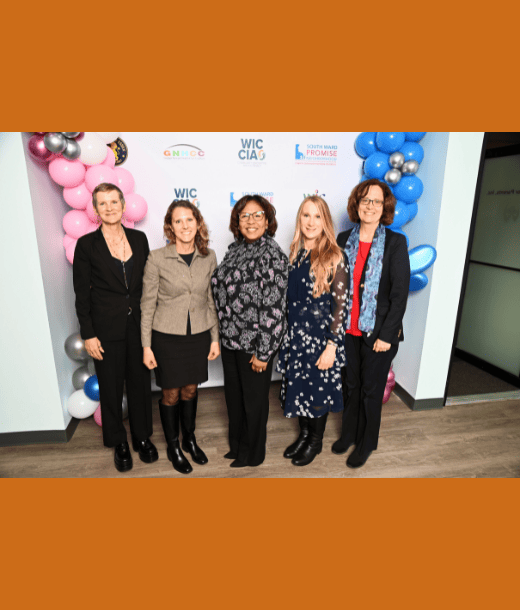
[
  {"left": 389, "top": 151, "right": 405, "bottom": 169},
  {"left": 64, "top": 333, "right": 89, "bottom": 361},
  {"left": 44, "top": 132, "right": 67, "bottom": 153},
  {"left": 385, "top": 168, "right": 402, "bottom": 185},
  {"left": 61, "top": 132, "right": 81, "bottom": 138},
  {"left": 72, "top": 364, "right": 91, "bottom": 390},
  {"left": 402, "top": 160, "right": 420, "bottom": 175},
  {"left": 62, "top": 138, "right": 81, "bottom": 160},
  {"left": 87, "top": 358, "right": 96, "bottom": 376}
]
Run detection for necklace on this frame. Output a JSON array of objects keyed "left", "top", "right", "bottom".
[{"left": 102, "top": 227, "right": 128, "bottom": 290}]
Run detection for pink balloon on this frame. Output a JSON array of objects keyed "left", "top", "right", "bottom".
[
  {"left": 122, "top": 217, "right": 134, "bottom": 229},
  {"left": 114, "top": 167, "right": 135, "bottom": 194},
  {"left": 49, "top": 158, "right": 86, "bottom": 188},
  {"left": 63, "top": 210, "right": 97, "bottom": 240},
  {"left": 84, "top": 165, "right": 117, "bottom": 193},
  {"left": 93, "top": 404, "right": 102, "bottom": 426},
  {"left": 85, "top": 203, "right": 99, "bottom": 224},
  {"left": 102, "top": 147, "right": 116, "bottom": 168},
  {"left": 63, "top": 183, "right": 92, "bottom": 210},
  {"left": 124, "top": 193, "right": 148, "bottom": 222},
  {"left": 28, "top": 134, "right": 53, "bottom": 163},
  {"left": 63, "top": 234, "right": 75, "bottom": 249},
  {"left": 65, "top": 239, "right": 78, "bottom": 264}
]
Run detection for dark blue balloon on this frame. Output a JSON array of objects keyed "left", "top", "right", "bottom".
[
  {"left": 405, "top": 132, "right": 426, "bottom": 142},
  {"left": 406, "top": 201, "right": 419, "bottom": 222},
  {"left": 409, "top": 245, "right": 437, "bottom": 275},
  {"left": 399, "top": 141, "right": 424, "bottom": 164},
  {"left": 388, "top": 200, "right": 409, "bottom": 229},
  {"left": 390, "top": 227, "right": 409, "bottom": 248},
  {"left": 409, "top": 273, "right": 428, "bottom": 291},
  {"left": 360, "top": 174, "right": 371, "bottom": 182},
  {"left": 393, "top": 175, "right": 424, "bottom": 203},
  {"left": 364, "top": 152, "right": 390, "bottom": 180},
  {"left": 354, "top": 132, "right": 377, "bottom": 159},
  {"left": 84, "top": 374, "right": 100, "bottom": 402},
  {"left": 376, "top": 132, "right": 406, "bottom": 154}
]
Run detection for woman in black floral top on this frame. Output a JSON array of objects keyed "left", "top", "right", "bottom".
[{"left": 212, "top": 195, "right": 289, "bottom": 468}]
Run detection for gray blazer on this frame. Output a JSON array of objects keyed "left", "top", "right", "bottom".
[{"left": 141, "top": 243, "right": 219, "bottom": 347}]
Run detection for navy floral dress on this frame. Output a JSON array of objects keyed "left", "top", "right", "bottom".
[{"left": 276, "top": 250, "right": 349, "bottom": 418}]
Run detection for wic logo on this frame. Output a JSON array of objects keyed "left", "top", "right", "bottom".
[
  {"left": 173, "top": 188, "right": 199, "bottom": 208},
  {"left": 239, "top": 139, "right": 265, "bottom": 161}
]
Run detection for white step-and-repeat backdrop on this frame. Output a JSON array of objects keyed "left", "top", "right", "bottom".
[{"left": 121, "top": 132, "right": 363, "bottom": 386}]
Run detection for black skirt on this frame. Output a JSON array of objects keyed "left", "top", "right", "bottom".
[{"left": 152, "top": 329, "right": 211, "bottom": 388}]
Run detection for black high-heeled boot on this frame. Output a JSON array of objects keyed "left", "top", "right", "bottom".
[
  {"left": 159, "top": 401, "right": 192, "bottom": 474},
  {"left": 292, "top": 413, "right": 328, "bottom": 467},
  {"left": 180, "top": 393, "right": 208, "bottom": 465},
  {"left": 283, "top": 416, "right": 310, "bottom": 459}
]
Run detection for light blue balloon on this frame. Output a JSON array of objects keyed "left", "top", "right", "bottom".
[
  {"left": 394, "top": 175, "right": 424, "bottom": 203},
  {"left": 388, "top": 200, "right": 410, "bottom": 229},
  {"left": 376, "top": 132, "right": 406, "bottom": 154},
  {"left": 400, "top": 141, "right": 425, "bottom": 164},
  {"left": 390, "top": 227, "right": 409, "bottom": 248},
  {"left": 364, "top": 152, "right": 390, "bottom": 180},
  {"left": 409, "top": 245, "right": 437, "bottom": 275},
  {"left": 407, "top": 201, "right": 419, "bottom": 222},
  {"left": 405, "top": 132, "right": 426, "bottom": 142},
  {"left": 410, "top": 273, "right": 428, "bottom": 291},
  {"left": 84, "top": 374, "right": 100, "bottom": 402},
  {"left": 355, "top": 132, "right": 377, "bottom": 159}
]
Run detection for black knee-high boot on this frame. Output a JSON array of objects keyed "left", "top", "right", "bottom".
[
  {"left": 283, "top": 416, "right": 310, "bottom": 459},
  {"left": 292, "top": 413, "right": 328, "bottom": 467},
  {"left": 159, "top": 401, "right": 192, "bottom": 474},
  {"left": 180, "top": 393, "right": 208, "bottom": 465}
]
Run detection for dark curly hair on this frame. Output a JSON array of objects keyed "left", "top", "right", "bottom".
[
  {"left": 163, "top": 200, "right": 210, "bottom": 256},
  {"left": 347, "top": 178, "right": 395, "bottom": 226},
  {"left": 229, "top": 195, "right": 278, "bottom": 241}
]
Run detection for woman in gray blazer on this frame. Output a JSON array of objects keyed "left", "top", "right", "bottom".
[{"left": 141, "top": 201, "right": 219, "bottom": 474}]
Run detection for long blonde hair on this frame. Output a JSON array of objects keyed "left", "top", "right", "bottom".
[{"left": 289, "top": 196, "right": 343, "bottom": 298}]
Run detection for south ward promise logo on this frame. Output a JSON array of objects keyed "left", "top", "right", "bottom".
[
  {"left": 295, "top": 144, "right": 338, "bottom": 166},
  {"left": 164, "top": 144, "right": 205, "bottom": 159},
  {"left": 173, "top": 188, "right": 199, "bottom": 207},
  {"left": 238, "top": 139, "right": 266, "bottom": 162}
]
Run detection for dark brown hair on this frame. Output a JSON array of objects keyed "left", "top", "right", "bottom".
[
  {"left": 164, "top": 200, "right": 210, "bottom": 256},
  {"left": 347, "top": 178, "right": 395, "bottom": 226},
  {"left": 92, "top": 183, "right": 125, "bottom": 210},
  {"left": 229, "top": 195, "right": 278, "bottom": 241}
]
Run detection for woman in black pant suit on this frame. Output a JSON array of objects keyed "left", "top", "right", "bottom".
[
  {"left": 73, "top": 182, "right": 158, "bottom": 473},
  {"left": 332, "top": 179, "right": 410, "bottom": 468}
]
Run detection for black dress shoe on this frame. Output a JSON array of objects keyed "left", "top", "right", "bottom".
[
  {"left": 114, "top": 442, "right": 133, "bottom": 472},
  {"left": 224, "top": 451, "right": 237, "bottom": 460},
  {"left": 346, "top": 448, "right": 372, "bottom": 469},
  {"left": 132, "top": 438, "right": 159, "bottom": 464},
  {"left": 230, "top": 460, "right": 248, "bottom": 468},
  {"left": 331, "top": 439, "right": 354, "bottom": 455}
]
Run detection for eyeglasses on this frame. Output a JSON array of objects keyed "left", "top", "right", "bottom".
[
  {"left": 239, "top": 211, "right": 266, "bottom": 222},
  {"left": 360, "top": 197, "right": 383, "bottom": 208}
]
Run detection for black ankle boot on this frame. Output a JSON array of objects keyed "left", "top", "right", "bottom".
[
  {"left": 159, "top": 401, "right": 192, "bottom": 474},
  {"left": 114, "top": 442, "right": 133, "bottom": 472},
  {"left": 180, "top": 393, "right": 208, "bottom": 465},
  {"left": 292, "top": 413, "right": 328, "bottom": 467},
  {"left": 283, "top": 416, "right": 310, "bottom": 458}
]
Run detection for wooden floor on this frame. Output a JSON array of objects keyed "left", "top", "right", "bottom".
[{"left": 1, "top": 382, "right": 519, "bottom": 478}]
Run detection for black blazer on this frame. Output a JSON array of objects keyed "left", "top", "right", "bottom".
[
  {"left": 337, "top": 227, "right": 410, "bottom": 347},
  {"left": 73, "top": 227, "right": 150, "bottom": 341}
]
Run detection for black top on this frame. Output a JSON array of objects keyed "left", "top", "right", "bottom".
[
  {"left": 113, "top": 255, "right": 134, "bottom": 288},
  {"left": 179, "top": 251, "right": 194, "bottom": 267}
]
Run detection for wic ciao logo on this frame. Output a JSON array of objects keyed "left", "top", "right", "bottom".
[{"left": 238, "top": 139, "right": 266, "bottom": 163}]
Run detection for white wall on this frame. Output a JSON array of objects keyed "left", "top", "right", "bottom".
[
  {"left": 0, "top": 133, "right": 68, "bottom": 433},
  {"left": 394, "top": 132, "right": 485, "bottom": 401}
]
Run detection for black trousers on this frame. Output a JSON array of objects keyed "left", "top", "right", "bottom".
[
  {"left": 221, "top": 347, "right": 274, "bottom": 466},
  {"left": 338, "top": 334, "right": 398, "bottom": 456},
  {"left": 94, "top": 315, "right": 153, "bottom": 447}
]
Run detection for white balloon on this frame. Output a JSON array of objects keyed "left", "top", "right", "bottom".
[
  {"left": 67, "top": 389, "right": 99, "bottom": 419},
  {"left": 80, "top": 133, "right": 108, "bottom": 165},
  {"left": 96, "top": 132, "right": 120, "bottom": 144}
]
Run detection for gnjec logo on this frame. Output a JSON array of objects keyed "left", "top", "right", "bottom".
[{"left": 164, "top": 144, "right": 205, "bottom": 160}]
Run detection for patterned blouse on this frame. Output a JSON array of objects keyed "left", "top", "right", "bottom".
[{"left": 211, "top": 235, "right": 289, "bottom": 362}]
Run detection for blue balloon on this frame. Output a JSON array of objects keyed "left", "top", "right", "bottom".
[
  {"left": 355, "top": 132, "right": 377, "bottom": 159},
  {"left": 399, "top": 141, "right": 424, "bottom": 164},
  {"left": 376, "top": 132, "right": 406, "bottom": 154},
  {"left": 84, "top": 374, "right": 100, "bottom": 402},
  {"left": 388, "top": 200, "right": 410, "bottom": 229},
  {"left": 405, "top": 132, "right": 426, "bottom": 142},
  {"left": 393, "top": 175, "right": 424, "bottom": 203},
  {"left": 360, "top": 173, "right": 371, "bottom": 183},
  {"left": 364, "top": 152, "right": 390, "bottom": 180},
  {"left": 410, "top": 273, "right": 429, "bottom": 291},
  {"left": 409, "top": 245, "right": 437, "bottom": 275},
  {"left": 390, "top": 227, "right": 409, "bottom": 248},
  {"left": 406, "top": 201, "right": 419, "bottom": 222}
]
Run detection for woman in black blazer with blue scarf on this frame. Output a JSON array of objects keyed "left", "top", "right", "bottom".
[
  {"left": 73, "top": 183, "right": 157, "bottom": 473},
  {"left": 332, "top": 179, "right": 410, "bottom": 468}
]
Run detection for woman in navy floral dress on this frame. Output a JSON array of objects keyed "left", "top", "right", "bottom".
[{"left": 276, "top": 195, "right": 349, "bottom": 467}]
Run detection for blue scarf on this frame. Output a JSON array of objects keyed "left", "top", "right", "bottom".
[{"left": 344, "top": 224, "right": 386, "bottom": 333}]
